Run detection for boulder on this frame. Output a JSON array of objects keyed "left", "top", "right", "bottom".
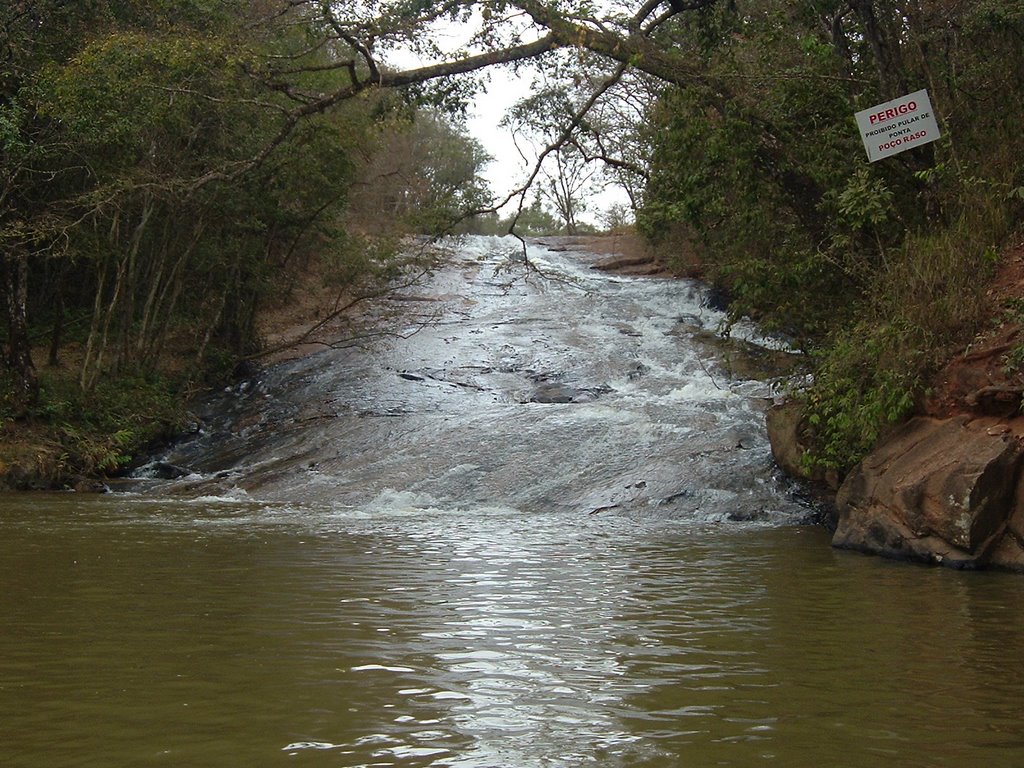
[
  {"left": 765, "top": 402, "right": 840, "bottom": 492},
  {"left": 833, "top": 416, "right": 1024, "bottom": 569},
  {"left": 766, "top": 402, "right": 809, "bottom": 479},
  {"left": 530, "top": 383, "right": 577, "bottom": 403},
  {"left": 592, "top": 254, "right": 657, "bottom": 272}
]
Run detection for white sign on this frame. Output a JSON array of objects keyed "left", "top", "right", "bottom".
[{"left": 855, "top": 89, "right": 941, "bottom": 162}]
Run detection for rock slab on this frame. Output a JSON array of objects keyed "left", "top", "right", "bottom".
[
  {"left": 834, "top": 416, "right": 1024, "bottom": 569},
  {"left": 765, "top": 402, "right": 840, "bottom": 499}
]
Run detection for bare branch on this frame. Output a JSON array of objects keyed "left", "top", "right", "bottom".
[
  {"left": 318, "top": 1, "right": 381, "bottom": 86},
  {"left": 470, "top": 60, "right": 629, "bottom": 237},
  {"left": 181, "top": 1, "right": 720, "bottom": 198}
]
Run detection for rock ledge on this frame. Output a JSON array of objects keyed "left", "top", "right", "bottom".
[{"left": 831, "top": 415, "right": 1024, "bottom": 570}]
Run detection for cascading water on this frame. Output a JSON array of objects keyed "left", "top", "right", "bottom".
[{"left": 135, "top": 235, "right": 811, "bottom": 524}]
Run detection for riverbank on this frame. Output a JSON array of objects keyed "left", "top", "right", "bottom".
[
  {"left": 9, "top": 229, "right": 1024, "bottom": 574},
  {"left": 768, "top": 239, "right": 1024, "bottom": 571},
  {"left": 581, "top": 231, "right": 1024, "bottom": 571},
  {"left": 0, "top": 365, "right": 192, "bottom": 491}
]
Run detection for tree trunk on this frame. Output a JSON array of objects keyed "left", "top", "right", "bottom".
[
  {"left": 849, "top": 0, "right": 909, "bottom": 99},
  {"left": 48, "top": 288, "right": 64, "bottom": 367},
  {"left": 2, "top": 253, "right": 38, "bottom": 408}
]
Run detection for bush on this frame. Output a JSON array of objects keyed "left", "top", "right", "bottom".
[
  {"left": 803, "top": 196, "right": 1002, "bottom": 471},
  {"left": 6, "top": 367, "right": 191, "bottom": 478}
]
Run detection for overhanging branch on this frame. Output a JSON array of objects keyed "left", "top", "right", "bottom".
[{"left": 188, "top": 1, "right": 713, "bottom": 194}]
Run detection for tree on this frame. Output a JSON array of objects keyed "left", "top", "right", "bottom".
[
  {"left": 601, "top": 202, "right": 634, "bottom": 231},
  {"left": 0, "top": 0, "right": 759, "bottom": 413},
  {"left": 637, "top": 2, "right": 882, "bottom": 338},
  {"left": 502, "top": 78, "right": 604, "bottom": 233},
  {"left": 0, "top": 0, "right": 95, "bottom": 407},
  {"left": 571, "top": 67, "right": 662, "bottom": 212},
  {"left": 541, "top": 146, "right": 598, "bottom": 233},
  {"left": 348, "top": 110, "right": 491, "bottom": 235},
  {"left": 635, "top": 0, "right": 1024, "bottom": 469},
  {"left": 155, "top": 1, "right": 726, "bottom": 199},
  {"left": 1, "top": 1, "right": 371, "bottom": 406},
  {"left": 509, "top": 195, "right": 563, "bottom": 236}
]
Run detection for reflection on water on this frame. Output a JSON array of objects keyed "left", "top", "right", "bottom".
[
  {"left": 4, "top": 496, "right": 1024, "bottom": 767},
  {"left": 5, "top": 239, "right": 1024, "bottom": 766}
]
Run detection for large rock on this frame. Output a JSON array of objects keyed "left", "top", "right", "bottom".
[
  {"left": 834, "top": 416, "right": 1024, "bottom": 569},
  {"left": 766, "top": 402, "right": 810, "bottom": 480},
  {"left": 765, "top": 402, "right": 840, "bottom": 492}
]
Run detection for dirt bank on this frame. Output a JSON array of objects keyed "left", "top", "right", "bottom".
[
  {"left": 535, "top": 232, "right": 701, "bottom": 278},
  {"left": 922, "top": 241, "right": 1024, "bottom": 421}
]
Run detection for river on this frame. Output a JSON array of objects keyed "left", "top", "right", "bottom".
[{"left": 3, "top": 236, "right": 1024, "bottom": 767}]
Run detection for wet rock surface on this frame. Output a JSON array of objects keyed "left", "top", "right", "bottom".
[
  {"left": 134, "top": 236, "right": 812, "bottom": 526},
  {"left": 833, "top": 416, "right": 1024, "bottom": 570}
]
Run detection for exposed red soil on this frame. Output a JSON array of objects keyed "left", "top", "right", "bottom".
[{"left": 923, "top": 240, "right": 1024, "bottom": 432}]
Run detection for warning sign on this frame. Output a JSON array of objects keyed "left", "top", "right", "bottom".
[{"left": 855, "top": 89, "right": 941, "bottom": 162}]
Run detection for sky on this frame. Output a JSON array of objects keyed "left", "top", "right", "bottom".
[
  {"left": 464, "top": 66, "right": 537, "bottom": 207},
  {"left": 467, "top": 63, "right": 632, "bottom": 225},
  {"left": 382, "top": 16, "right": 631, "bottom": 226}
]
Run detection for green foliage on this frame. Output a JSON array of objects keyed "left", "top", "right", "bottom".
[
  {"left": 639, "top": 0, "right": 1024, "bottom": 471},
  {"left": 804, "top": 325, "right": 921, "bottom": 471},
  {"left": 804, "top": 202, "right": 1000, "bottom": 471},
  {"left": 0, "top": 99, "right": 29, "bottom": 156},
  {"left": 34, "top": 30, "right": 267, "bottom": 201},
  {"left": 403, "top": 112, "right": 492, "bottom": 231},
  {"left": 1003, "top": 345, "right": 1024, "bottom": 378},
  {"left": 460, "top": 196, "right": 571, "bottom": 236},
  {"left": 345, "top": 110, "right": 492, "bottom": 235},
  {"left": 0, "top": 365, "right": 189, "bottom": 477},
  {"left": 511, "top": 197, "right": 566, "bottom": 236},
  {"left": 834, "top": 168, "right": 895, "bottom": 234},
  {"left": 0, "top": 0, "right": 500, "bottom": 480},
  {"left": 636, "top": 23, "right": 867, "bottom": 338}
]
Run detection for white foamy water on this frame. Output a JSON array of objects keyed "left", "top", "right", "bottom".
[{"left": 133, "top": 235, "right": 807, "bottom": 525}]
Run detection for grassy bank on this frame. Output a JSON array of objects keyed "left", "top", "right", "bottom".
[{"left": 0, "top": 367, "right": 190, "bottom": 489}]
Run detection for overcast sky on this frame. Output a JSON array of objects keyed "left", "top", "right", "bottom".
[
  {"left": 468, "top": 63, "right": 632, "bottom": 224},
  {"left": 465, "top": 66, "right": 536, "bottom": 207},
  {"left": 383, "top": 18, "right": 630, "bottom": 225}
]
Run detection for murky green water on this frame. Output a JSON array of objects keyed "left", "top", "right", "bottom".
[
  {"left": 4, "top": 494, "right": 1024, "bottom": 767},
  {"left": 6, "top": 239, "right": 1024, "bottom": 765}
]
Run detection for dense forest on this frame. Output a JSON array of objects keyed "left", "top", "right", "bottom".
[
  {"left": 1, "top": 0, "right": 1022, "bottom": 484},
  {"left": 0, "top": 0, "right": 494, "bottom": 479}
]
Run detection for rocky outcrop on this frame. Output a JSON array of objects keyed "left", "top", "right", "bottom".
[
  {"left": 591, "top": 253, "right": 670, "bottom": 276},
  {"left": 765, "top": 403, "right": 840, "bottom": 510},
  {"left": 766, "top": 400, "right": 1024, "bottom": 570},
  {"left": 832, "top": 415, "right": 1024, "bottom": 570},
  {"left": 763, "top": 241, "right": 1024, "bottom": 570},
  {"left": 536, "top": 234, "right": 700, "bottom": 277}
]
